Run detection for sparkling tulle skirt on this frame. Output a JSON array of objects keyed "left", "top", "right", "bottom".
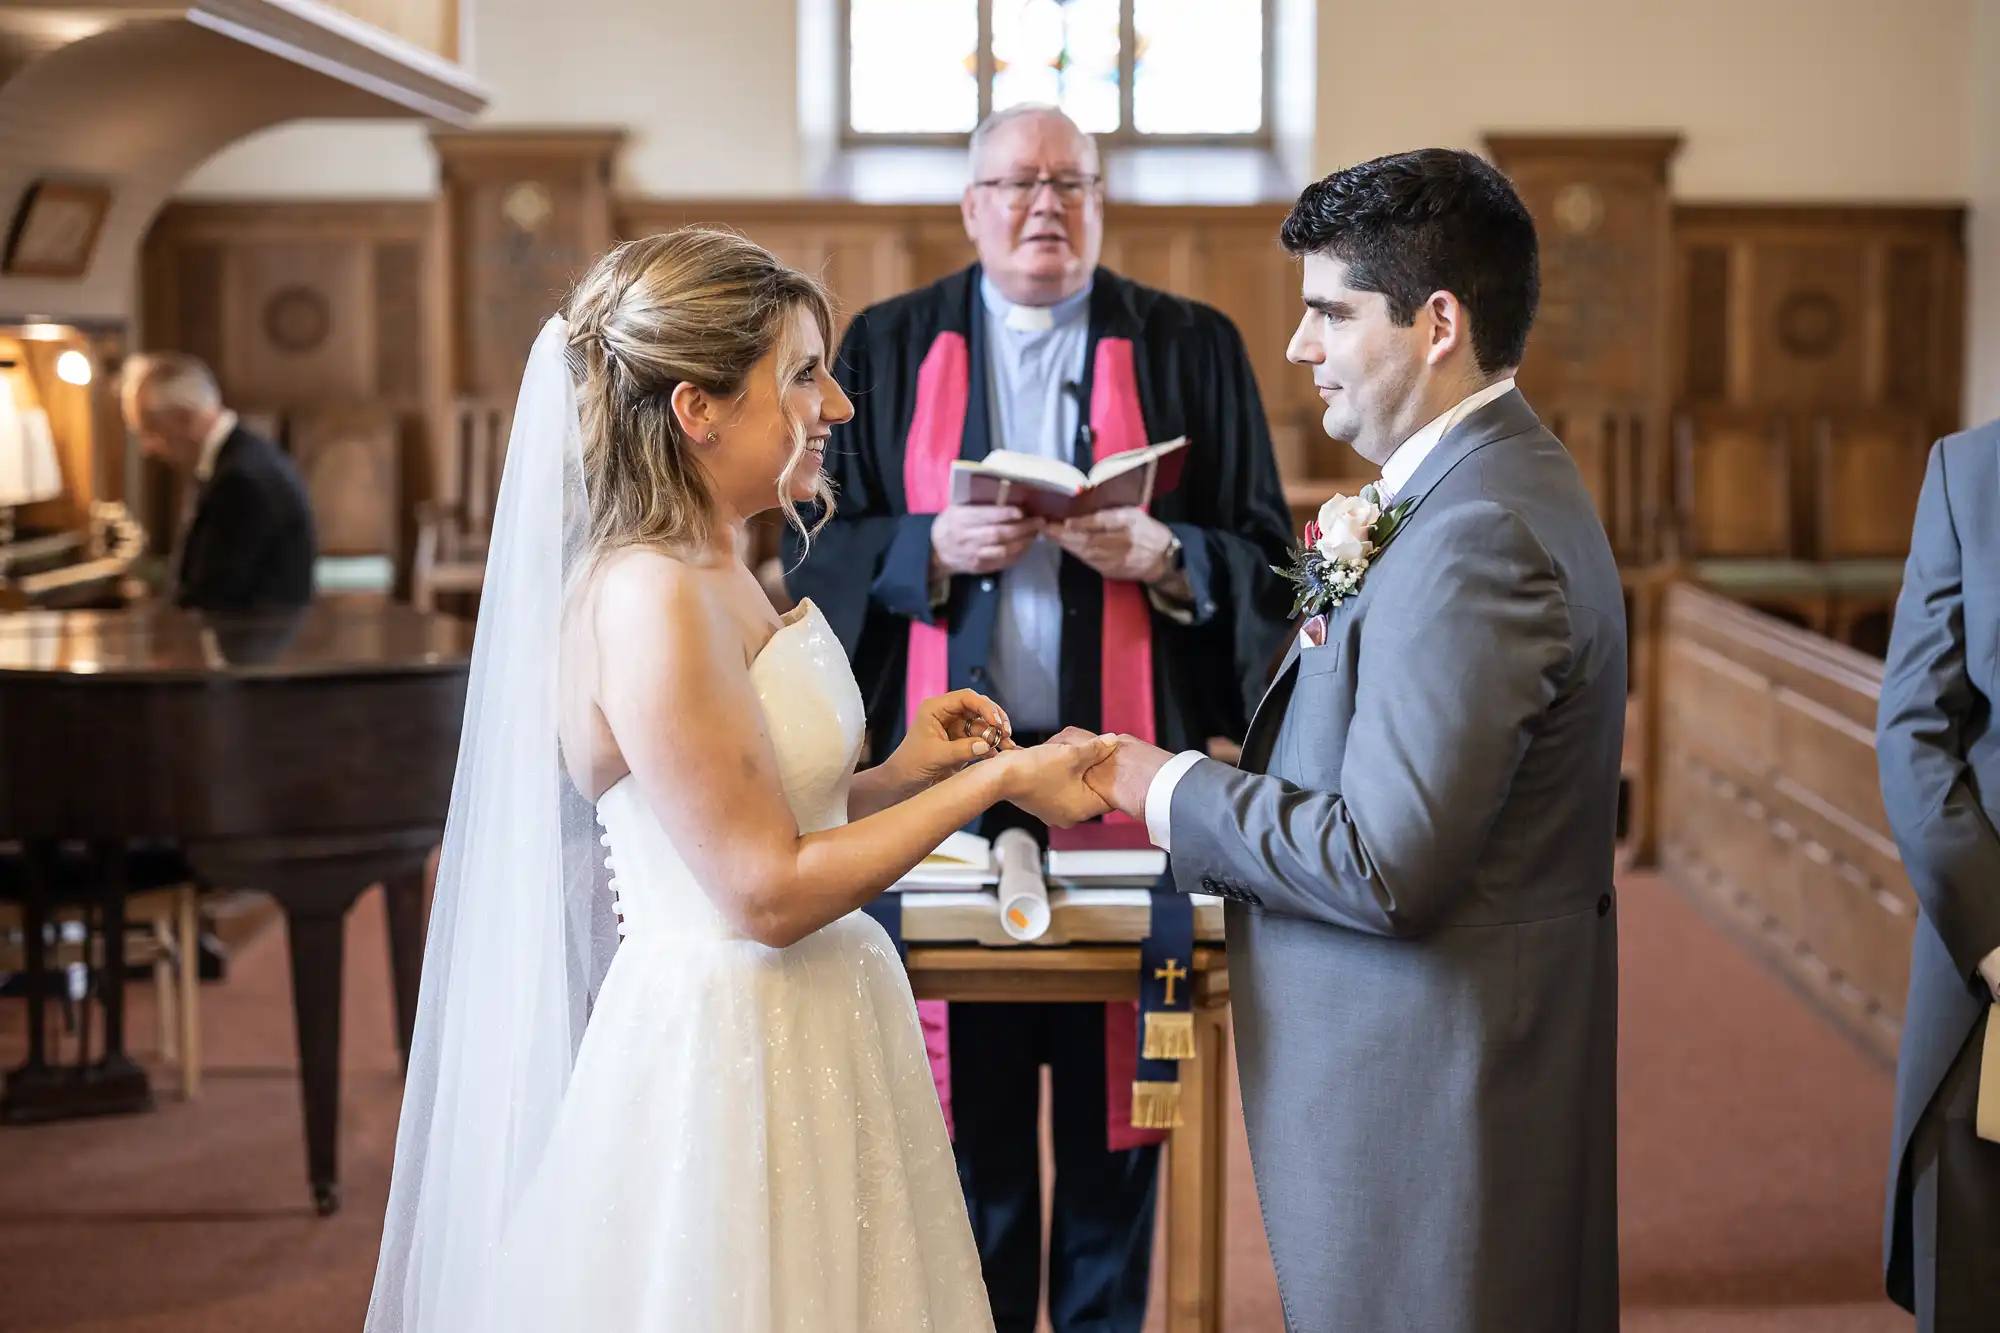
[{"left": 479, "top": 911, "right": 994, "bottom": 1332}]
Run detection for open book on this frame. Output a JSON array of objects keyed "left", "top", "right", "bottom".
[
  {"left": 893, "top": 829, "right": 999, "bottom": 890},
  {"left": 948, "top": 437, "right": 1187, "bottom": 520}
]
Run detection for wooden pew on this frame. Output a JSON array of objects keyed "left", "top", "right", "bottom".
[{"left": 1656, "top": 583, "right": 1913, "bottom": 1061}]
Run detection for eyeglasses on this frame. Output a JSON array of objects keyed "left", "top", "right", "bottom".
[{"left": 972, "top": 173, "right": 1103, "bottom": 208}]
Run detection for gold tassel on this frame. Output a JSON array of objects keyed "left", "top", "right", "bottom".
[
  {"left": 1143, "top": 1010, "right": 1196, "bottom": 1062},
  {"left": 1131, "top": 1080, "right": 1184, "bottom": 1130}
]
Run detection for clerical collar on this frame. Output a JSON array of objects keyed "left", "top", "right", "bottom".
[{"left": 981, "top": 275, "right": 1092, "bottom": 334}]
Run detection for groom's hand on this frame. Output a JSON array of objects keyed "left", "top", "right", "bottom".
[{"left": 1054, "top": 728, "right": 1170, "bottom": 821}]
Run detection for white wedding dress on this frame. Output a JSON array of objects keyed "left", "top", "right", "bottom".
[{"left": 479, "top": 599, "right": 993, "bottom": 1332}]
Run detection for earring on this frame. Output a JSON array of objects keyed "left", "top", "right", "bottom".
[{"left": 705, "top": 431, "right": 718, "bottom": 444}]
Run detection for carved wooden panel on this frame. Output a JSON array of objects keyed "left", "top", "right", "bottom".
[
  {"left": 1487, "top": 136, "right": 1681, "bottom": 564},
  {"left": 1811, "top": 408, "right": 1932, "bottom": 560},
  {"left": 433, "top": 130, "right": 624, "bottom": 404},
  {"left": 1673, "top": 407, "right": 1792, "bottom": 557},
  {"left": 1670, "top": 205, "right": 1963, "bottom": 562},
  {"left": 288, "top": 406, "right": 400, "bottom": 559},
  {"left": 1658, "top": 584, "right": 1911, "bottom": 1062},
  {"left": 226, "top": 240, "right": 372, "bottom": 406}
]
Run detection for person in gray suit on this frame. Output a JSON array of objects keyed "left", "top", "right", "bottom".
[
  {"left": 1077, "top": 150, "right": 1625, "bottom": 1331},
  {"left": 1877, "top": 422, "right": 2000, "bottom": 1332}
]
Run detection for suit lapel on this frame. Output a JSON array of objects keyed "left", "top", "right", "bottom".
[
  {"left": 1391, "top": 389, "right": 1541, "bottom": 519},
  {"left": 1231, "top": 392, "right": 1543, "bottom": 776}
]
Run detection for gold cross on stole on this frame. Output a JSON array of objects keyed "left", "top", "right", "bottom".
[{"left": 1154, "top": 958, "right": 1187, "bottom": 1007}]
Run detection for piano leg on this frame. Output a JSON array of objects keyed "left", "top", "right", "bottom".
[
  {"left": 383, "top": 868, "right": 426, "bottom": 1069},
  {"left": 285, "top": 905, "right": 346, "bottom": 1217}
]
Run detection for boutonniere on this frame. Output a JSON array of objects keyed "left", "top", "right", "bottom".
[{"left": 1271, "top": 484, "right": 1414, "bottom": 619}]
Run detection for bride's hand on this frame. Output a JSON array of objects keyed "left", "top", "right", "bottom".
[
  {"left": 884, "top": 689, "right": 1015, "bottom": 793},
  {"left": 995, "top": 731, "right": 1119, "bottom": 828}
]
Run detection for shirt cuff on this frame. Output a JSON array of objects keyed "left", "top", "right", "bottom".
[
  {"left": 1144, "top": 750, "right": 1206, "bottom": 853},
  {"left": 1144, "top": 575, "right": 1197, "bottom": 625},
  {"left": 1979, "top": 946, "right": 2000, "bottom": 1002}
]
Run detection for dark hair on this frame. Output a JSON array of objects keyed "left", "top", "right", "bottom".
[{"left": 1280, "top": 149, "right": 1539, "bottom": 373}]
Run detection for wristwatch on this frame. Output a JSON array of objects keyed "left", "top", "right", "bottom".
[{"left": 1156, "top": 531, "right": 1185, "bottom": 583}]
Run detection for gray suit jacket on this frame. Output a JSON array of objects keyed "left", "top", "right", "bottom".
[
  {"left": 1876, "top": 423, "right": 2000, "bottom": 1309},
  {"left": 1167, "top": 391, "right": 1624, "bottom": 1333}
]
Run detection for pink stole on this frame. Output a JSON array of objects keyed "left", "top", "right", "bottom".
[{"left": 903, "top": 332, "right": 1168, "bottom": 1150}]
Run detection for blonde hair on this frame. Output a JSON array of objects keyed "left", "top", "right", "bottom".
[{"left": 563, "top": 228, "right": 837, "bottom": 563}]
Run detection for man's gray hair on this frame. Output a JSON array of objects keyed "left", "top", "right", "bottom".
[
  {"left": 122, "top": 351, "right": 222, "bottom": 416},
  {"left": 967, "top": 103, "right": 1100, "bottom": 178}
]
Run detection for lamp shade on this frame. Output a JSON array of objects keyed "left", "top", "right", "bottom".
[{"left": 0, "top": 402, "right": 64, "bottom": 508}]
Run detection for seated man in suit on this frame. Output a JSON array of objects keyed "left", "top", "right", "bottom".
[{"left": 120, "top": 352, "right": 316, "bottom": 611}]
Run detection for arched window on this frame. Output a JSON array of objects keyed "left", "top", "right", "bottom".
[{"left": 844, "top": 0, "right": 1267, "bottom": 143}]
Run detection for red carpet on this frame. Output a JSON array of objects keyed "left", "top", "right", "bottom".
[{"left": 0, "top": 873, "right": 1909, "bottom": 1331}]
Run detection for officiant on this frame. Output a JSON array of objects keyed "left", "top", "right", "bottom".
[{"left": 784, "top": 104, "right": 1292, "bottom": 1333}]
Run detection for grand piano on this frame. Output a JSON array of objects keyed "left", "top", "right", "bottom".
[{"left": 0, "top": 600, "right": 470, "bottom": 1214}]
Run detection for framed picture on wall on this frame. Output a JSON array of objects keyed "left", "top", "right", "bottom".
[{"left": 4, "top": 181, "right": 113, "bottom": 279}]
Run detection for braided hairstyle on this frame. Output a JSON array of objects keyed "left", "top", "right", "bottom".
[{"left": 563, "top": 228, "right": 837, "bottom": 564}]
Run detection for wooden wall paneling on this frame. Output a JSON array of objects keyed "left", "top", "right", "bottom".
[
  {"left": 140, "top": 200, "right": 444, "bottom": 586},
  {"left": 287, "top": 406, "right": 400, "bottom": 560},
  {"left": 1670, "top": 205, "right": 1965, "bottom": 564},
  {"left": 1812, "top": 408, "right": 1932, "bottom": 560},
  {"left": 432, "top": 130, "right": 624, "bottom": 413},
  {"left": 226, "top": 240, "right": 374, "bottom": 407},
  {"left": 1487, "top": 135, "right": 1681, "bottom": 563},
  {"left": 1657, "top": 584, "right": 1909, "bottom": 1059},
  {"left": 1672, "top": 406, "right": 1792, "bottom": 557}
]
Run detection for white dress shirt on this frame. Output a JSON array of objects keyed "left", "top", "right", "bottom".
[
  {"left": 194, "top": 409, "right": 238, "bottom": 484},
  {"left": 1143, "top": 379, "right": 1516, "bottom": 852}
]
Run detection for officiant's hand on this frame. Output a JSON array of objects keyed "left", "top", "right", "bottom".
[
  {"left": 886, "top": 689, "right": 1016, "bottom": 793},
  {"left": 1050, "top": 508, "right": 1177, "bottom": 584},
  {"left": 932, "top": 504, "right": 1045, "bottom": 576},
  {"left": 996, "top": 731, "right": 1119, "bottom": 828},
  {"left": 1078, "top": 733, "right": 1172, "bottom": 822}
]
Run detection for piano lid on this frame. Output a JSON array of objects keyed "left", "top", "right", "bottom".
[{"left": 0, "top": 601, "right": 471, "bottom": 678}]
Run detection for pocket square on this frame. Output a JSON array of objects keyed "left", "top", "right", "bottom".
[{"left": 1298, "top": 614, "right": 1328, "bottom": 649}]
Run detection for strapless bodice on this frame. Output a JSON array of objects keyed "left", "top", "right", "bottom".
[{"left": 594, "top": 598, "right": 866, "bottom": 941}]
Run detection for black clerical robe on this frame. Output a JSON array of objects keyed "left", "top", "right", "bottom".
[{"left": 783, "top": 264, "right": 1293, "bottom": 1145}]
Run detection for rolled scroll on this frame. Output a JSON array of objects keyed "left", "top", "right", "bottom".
[{"left": 994, "top": 827, "right": 1050, "bottom": 943}]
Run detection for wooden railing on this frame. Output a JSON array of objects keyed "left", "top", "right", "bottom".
[{"left": 1657, "top": 583, "right": 1912, "bottom": 1061}]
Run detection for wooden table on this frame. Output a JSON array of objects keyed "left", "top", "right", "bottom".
[{"left": 907, "top": 942, "right": 1232, "bottom": 1333}]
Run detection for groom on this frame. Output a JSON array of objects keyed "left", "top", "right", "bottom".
[{"left": 1082, "top": 149, "right": 1625, "bottom": 1331}]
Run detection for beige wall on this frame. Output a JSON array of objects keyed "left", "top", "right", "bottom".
[
  {"left": 185, "top": 0, "right": 803, "bottom": 198},
  {"left": 1314, "top": 0, "right": 1971, "bottom": 199}
]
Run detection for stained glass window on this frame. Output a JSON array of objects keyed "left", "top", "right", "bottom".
[
  {"left": 848, "top": 0, "right": 981, "bottom": 135},
  {"left": 846, "top": 0, "right": 1265, "bottom": 141},
  {"left": 992, "top": 0, "right": 1121, "bottom": 135},
  {"left": 1132, "top": 0, "right": 1263, "bottom": 135}
]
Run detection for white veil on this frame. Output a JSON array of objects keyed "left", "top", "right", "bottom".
[{"left": 365, "top": 315, "right": 617, "bottom": 1331}]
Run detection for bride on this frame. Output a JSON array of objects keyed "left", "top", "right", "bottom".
[{"left": 365, "top": 229, "right": 1116, "bottom": 1331}]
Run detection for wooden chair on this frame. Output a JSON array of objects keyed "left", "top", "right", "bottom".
[
  {"left": 413, "top": 398, "right": 512, "bottom": 613},
  {"left": 0, "top": 882, "right": 202, "bottom": 1099}
]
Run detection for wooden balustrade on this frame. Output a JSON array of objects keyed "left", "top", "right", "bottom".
[{"left": 1656, "top": 583, "right": 1912, "bottom": 1061}]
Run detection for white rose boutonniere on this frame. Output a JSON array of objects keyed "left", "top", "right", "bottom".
[{"left": 1274, "top": 483, "right": 1414, "bottom": 619}]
